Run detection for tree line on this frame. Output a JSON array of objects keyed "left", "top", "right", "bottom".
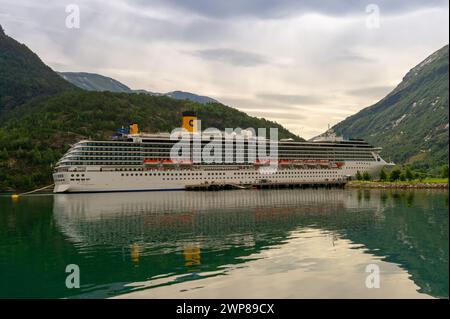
[{"left": 355, "top": 164, "right": 449, "bottom": 182}]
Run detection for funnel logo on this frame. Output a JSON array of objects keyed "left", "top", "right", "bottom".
[{"left": 181, "top": 111, "right": 198, "bottom": 133}]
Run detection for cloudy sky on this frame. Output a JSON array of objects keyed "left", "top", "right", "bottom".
[{"left": 1, "top": 0, "right": 448, "bottom": 138}]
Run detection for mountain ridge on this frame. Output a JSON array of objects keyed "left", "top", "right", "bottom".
[
  {"left": 57, "top": 72, "right": 132, "bottom": 93},
  {"left": 0, "top": 26, "right": 76, "bottom": 112},
  {"left": 58, "top": 71, "right": 219, "bottom": 104},
  {"left": 333, "top": 44, "right": 449, "bottom": 171}
]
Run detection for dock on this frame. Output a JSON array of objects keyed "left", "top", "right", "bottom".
[{"left": 186, "top": 181, "right": 347, "bottom": 191}]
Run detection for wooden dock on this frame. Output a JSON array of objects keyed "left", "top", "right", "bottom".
[{"left": 186, "top": 181, "right": 347, "bottom": 191}]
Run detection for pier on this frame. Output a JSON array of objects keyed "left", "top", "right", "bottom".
[{"left": 185, "top": 181, "right": 347, "bottom": 191}]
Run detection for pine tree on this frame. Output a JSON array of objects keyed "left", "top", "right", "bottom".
[
  {"left": 355, "top": 171, "right": 362, "bottom": 180},
  {"left": 389, "top": 169, "right": 401, "bottom": 182},
  {"left": 379, "top": 169, "right": 387, "bottom": 181},
  {"left": 441, "top": 165, "right": 449, "bottom": 178},
  {"left": 0, "top": 147, "right": 8, "bottom": 160},
  {"left": 405, "top": 167, "right": 414, "bottom": 181},
  {"left": 362, "top": 171, "right": 371, "bottom": 181}
]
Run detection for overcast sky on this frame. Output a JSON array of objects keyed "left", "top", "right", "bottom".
[{"left": 1, "top": 0, "right": 448, "bottom": 138}]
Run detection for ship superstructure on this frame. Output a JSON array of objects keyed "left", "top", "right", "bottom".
[{"left": 53, "top": 112, "right": 391, "bottom": 193}]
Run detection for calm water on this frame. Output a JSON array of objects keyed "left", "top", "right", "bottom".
[{"left": 0, "top": 189, "right": 448, "bottom": 299}]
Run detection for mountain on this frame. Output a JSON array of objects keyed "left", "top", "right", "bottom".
[
  {"left": 164, "top": 91, "right": 218, "bottom": 104},
  {"left": 0, "top": 25, "right": 76, "bottom": 112},
  {"left": 58, "top": 72, "right": 131, "bottom": 93},
  {"left": 333, "top": 45, "right": 449, "bottom": 171},
  {"left": 59, "top": 71, "right": 219, "bottom": 104}
]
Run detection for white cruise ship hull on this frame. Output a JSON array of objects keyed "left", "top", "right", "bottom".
[{"left": 53, "top": 160, "right": 389, "bottom": 193}]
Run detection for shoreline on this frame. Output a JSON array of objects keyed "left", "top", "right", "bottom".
[
  {"left": 346, "top": 181, "right": 448, "bottom": 189},
  {"left": 2, "top": 183, "right": 449, "bottom": 195}
]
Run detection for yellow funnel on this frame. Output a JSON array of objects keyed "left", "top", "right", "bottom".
[
  {"left": 130, "top": 243, "right": 140, "bottom": 264},
  {"left": 129, "top": 123, "right": 139, "bottom": 135},
  {"left": 183, "top": 246, "right": 201, "bottom": 267},
  {"left": 181, "top": 111, "right": 197, "bottom": 133}
]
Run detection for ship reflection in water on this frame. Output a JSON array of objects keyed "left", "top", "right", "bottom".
[{"left": 48, "top": 189, "right": 448, "bottom": 299}]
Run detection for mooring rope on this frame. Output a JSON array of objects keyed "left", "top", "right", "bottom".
[{"left": 11, "top": 184, "right": 54, "bottom": 199}]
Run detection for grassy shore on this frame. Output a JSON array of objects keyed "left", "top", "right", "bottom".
[{"left": 346, "top": 178, "right": 448, "bottom": 189}]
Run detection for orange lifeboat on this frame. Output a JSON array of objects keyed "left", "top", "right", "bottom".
[
  {"left": 161, "top": 159, "right": 176, "bottom": 166},
  {"left": 335, "top": 162, "right": 345, "bottom": 168},
  {"left": 254, "top": 159, "right": 270, "bottom": 166}
]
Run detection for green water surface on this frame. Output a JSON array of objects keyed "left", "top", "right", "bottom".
[{"left": 0, "top": 189, "right": 448, "bottom": 298}]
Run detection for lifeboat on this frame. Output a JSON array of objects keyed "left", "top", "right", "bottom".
[
  {"left": 335, "top": 162, "right": 345, "bottom": 168},
  {"left": 291, "top": 160, "right": 305, "bottom": 167},
  {"left": 174, "top": 159, "right": 193, "bottom": 166},
  {"left": 255, "top": 159, "right": 282, "bottom": 166},
  {"left": 161, "top": 159, "right": 177, "bottom": 166},
  {"left": 143, "top": 159, "right": 161, "bottom": 165},
  {"left": 254, "top": 159, "right": 270, "bottom": 166},
  {"left": 318, "top": 160, "right": 330, "bottom": 166},
  {"left": 303, "top": 159, "right": 329, "bottom": 166}
]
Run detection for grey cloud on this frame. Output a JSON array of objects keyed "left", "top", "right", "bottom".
[
  {"left": 347, "top": 86, "right": 394, "bottom": 99},
  {"left": 333, "top": 54, "right": 375, "bottom": 64},
  {"left": 329, "top": 49, "right": 377, "bottom": 64},
  {"left": 191, "top": 48, "right": 269, "bottom": 66},
  {"left": 252, "top": 111, "right": 306, "bottom": 121},
  {"left": 257, "top": 93, "right": 326, "bottom": 105},
  {"left": 131, "top": 0, "right": 449, "bottom": 19},
  {"left": 222, "top": 101, "right": 306, "bottom": 114}
]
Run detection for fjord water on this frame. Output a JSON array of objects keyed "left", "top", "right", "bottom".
[{"left": 0, "top": 189, "right": 448, "bottom": 299}]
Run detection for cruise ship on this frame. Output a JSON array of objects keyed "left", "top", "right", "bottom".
[{"left": 53, "top": 112, "right": 392, "bottom": 193}]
